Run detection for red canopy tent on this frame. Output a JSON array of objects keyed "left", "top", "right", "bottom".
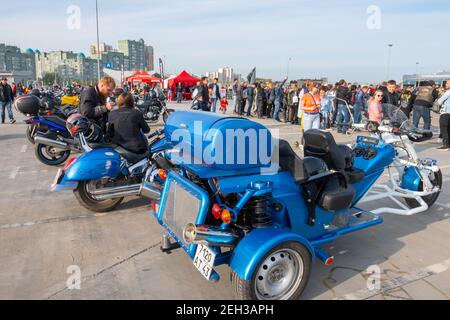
[
  {"left": 167, "top": 70, "right": 200, "bottom": 100},
  {"left": 125, "top": 71, "right": 161, "bottom": 84}
]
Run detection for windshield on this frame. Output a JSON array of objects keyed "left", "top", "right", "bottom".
[{"left": 381, "top": 103, "right": 411, "bottom": 131}]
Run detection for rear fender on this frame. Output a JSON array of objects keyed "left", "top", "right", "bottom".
[
  {"left": 64, "top": 148, "right": 121, "bottom": 181},
  {"left": 229, "top": 227, "right": 314, "bottom": 281}
]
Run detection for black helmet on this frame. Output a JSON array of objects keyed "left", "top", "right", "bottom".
[
  {"left": 66, "top": 113, "right": 90, "bottom": 137},
  {"left": 85, "top": 124, "right": 103, "bottom": 143},
  {"left": 66, "top": 113, "right": 102, "bottom": 143},
  {"left": 30, "top": 89, "right": 41, "bottom": 98}
]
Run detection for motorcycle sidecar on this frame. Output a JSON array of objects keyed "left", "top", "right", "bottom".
[{"left": 152, "top": 111, "right": 383, "bottom": 300}]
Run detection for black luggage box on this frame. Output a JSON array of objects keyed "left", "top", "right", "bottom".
[{"left": 15, "top": 95, "right": 41, "bottom": 115}]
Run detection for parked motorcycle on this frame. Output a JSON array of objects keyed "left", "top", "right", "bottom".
[
  {"left": 51, "top": 128, "right": 173, "bottom": 212},
  {"left": 354, "top": 104, "right": 441, "bottom": 215},
  {"left": 25, "top": 90, "right": 77, "bottom": 144},
  {"left": 136, "top": 92, "right": 174, "bottom": 123},
  {"left": 135, "top": 110, "right": 408, "bottom": 300}
]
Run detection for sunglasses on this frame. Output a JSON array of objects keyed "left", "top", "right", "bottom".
[{"left": 376, "top": 94, "right": 383, "bottom": 97}]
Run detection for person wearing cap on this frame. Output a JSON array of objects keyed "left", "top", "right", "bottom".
[{"left": 0, "top": 78, "right": 16, "bottom": 124}]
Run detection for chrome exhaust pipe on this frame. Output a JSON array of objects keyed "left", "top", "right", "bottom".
[
  {"left": 182, "top": 223, "right": 239, "bottom": 248},
  {"left": 90, "top": 184, "right": 141, "bottom": 200},
  {"left": 34, "top": 136, "right": 70, "bottom": 150},
  {"left": 140, "top": 181, "right": 162, "bottom": 201}
]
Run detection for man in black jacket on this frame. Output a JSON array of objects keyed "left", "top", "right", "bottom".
[
  {"left": 197, "top": 77, "right": 211, "bottom": 111},
  {"left": 79, "top": 76, "right": 115, "bottom": 129},
  {"left": 208, "top": 78, "right": 221, "bottom": 112},
  {"left": 0, "top": 78, "right": 16, "bottom": 124},
  {"left": 382, "top": 80, "right": 400, "bottom": 106}
]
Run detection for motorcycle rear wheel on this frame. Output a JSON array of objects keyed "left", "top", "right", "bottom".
[
  {"left": 35, "top": 144, "right": 71, "bottom": 166},
  {"left": 74, "top": 181, "right": 124, "bottom": 213},
  {"left": 231, "top": 242, "right": 311, "bottom": 300},
  {"left": 404, "top": 169, "right": 442, "bottom": 209}
]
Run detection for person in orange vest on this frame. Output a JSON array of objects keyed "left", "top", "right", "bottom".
[{"left": 300, "top": 86, "right": 321, "bottom": 132}]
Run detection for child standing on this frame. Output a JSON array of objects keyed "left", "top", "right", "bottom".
[{"left": 220, "top": 97, "right": 228, "bottom": 114}]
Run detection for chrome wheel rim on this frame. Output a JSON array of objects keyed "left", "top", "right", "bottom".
[{"left": 254, "top": 248, "right": 304, "bottom": 300}]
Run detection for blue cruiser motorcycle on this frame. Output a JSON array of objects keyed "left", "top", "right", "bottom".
[{"left": 52, "top": 128, "right": 172, "bottom": 212}]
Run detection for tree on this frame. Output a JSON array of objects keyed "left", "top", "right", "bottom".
[{"left": 42, "top": 72, "right": 56, "bottom": 85}]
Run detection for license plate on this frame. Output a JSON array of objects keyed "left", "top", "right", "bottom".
[
  {"left": 51, "top": 169, "right": 64, "bottom": 188},
  {"left": 193, "top": 244, "right": 216, "bottom": 280}
]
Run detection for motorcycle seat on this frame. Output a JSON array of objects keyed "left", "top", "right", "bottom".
[
  {"left": 303, "top": 129, "right": 365, "bottom": 184},
  {"left": 115, "top": 146, "right": 150, "bottom": 164},
  {"left": 278, "top": 139, "right": 306, "bottom": 182},
  {"left": 42, "top": 115, "right": 67, "bottom": 128},
  {"left": 89, "top": 143, "right": 118, "bottom": 149}
]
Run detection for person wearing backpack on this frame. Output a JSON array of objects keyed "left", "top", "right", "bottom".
[
  {"left": 437, "top": 80, "right": 450, "bottom": 150},
  {"left": 413, "top": 80, "right": 439, "bottom": 131}
]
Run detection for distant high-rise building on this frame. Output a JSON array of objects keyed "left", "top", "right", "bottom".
[
  {"left": 145, "top": 45, "right": 154, "bottom": 71},
  {"left": 118, "top": 39, "right": 147, "bottom": 71},
  {"left": 35, "top": 50, "right": 98, "bottom": 84},
  {"left": 0, "top": 43, "right": 36, "bottom": 82},
  {"left": 206, "top": 67, "right": 241, "bottom": 84},
  {"left": 90, "top": 42, "right": 114, "bottom": 55}
]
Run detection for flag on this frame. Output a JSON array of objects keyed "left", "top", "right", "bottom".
[{"left": 247, "top": 67, "right": 256, "bottom": 84}]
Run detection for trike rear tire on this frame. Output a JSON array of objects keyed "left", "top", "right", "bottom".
[{"left": 230, "top": 242, "right": 311, "bottom": 300}]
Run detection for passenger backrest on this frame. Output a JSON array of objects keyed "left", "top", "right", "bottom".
[{"left": 303, "top": 129, "right": 347, "bottom": 171}]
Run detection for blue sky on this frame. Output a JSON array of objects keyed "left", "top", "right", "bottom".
[{"left": 3, "top": 0, "right": 450, "bottom": 83}]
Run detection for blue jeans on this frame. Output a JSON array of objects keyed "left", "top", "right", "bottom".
[
  {"left": 211, "top": 98, "right": 218, "bottom": 113},
  {"left": 413, "top": 105, "right": 431, "bottom": 131},
  {"left": 176, "top": 92, "right": 182, "bottom": 103},
  {"left": 337, "top": 104, "right": 349, "bottom": 132},
  {"left": 353, "top": 104, "right": 363, "bottom": 124},
  {"left": 272, "top": 100, "right": 281, "bottom": 121},
  {"left": 320, "top": 110, "right": 329, "bottom": 129},
  {"left": 232, "top": 95, "right": 238, "bottom": 112},
  {"left": 0, "top": 101, "right": 14, "bottom": 122},
  {"left": 303, "top": 113, "right": 321, "bottom": 132}
]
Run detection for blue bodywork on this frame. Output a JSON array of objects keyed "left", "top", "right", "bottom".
[
  {"left": 54, "top": 133, "right": 173, "bottom": 190},
  {"left": 153, "top": 113, "right": 398, "bottom": 282},
  {"left": 32, "top": 116, "right": 68, "bottom": 132}
]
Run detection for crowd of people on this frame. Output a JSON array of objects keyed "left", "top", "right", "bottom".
[
  {"left": 189, "top": 76, "right": 450, "bottom": 150},
  {"left": 4, "top": 73, "right": 450, "bottom": 151}
]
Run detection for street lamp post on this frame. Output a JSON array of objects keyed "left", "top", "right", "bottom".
[
  {"left": 387, "top": 44, "right": 393, "bottom": 80},
  {"left": 95, "top": 0, "right": 101, "bottom": 81},
  {"left": 416, "top": 62, "right": 419, "bottom": 75},
  {"left": 287, "top": 57, "right": 292, "bottom": 78}
]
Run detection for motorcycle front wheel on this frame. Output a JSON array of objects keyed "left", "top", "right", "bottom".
[
  {"left": 404, "top": 169, "right": 442, "bottom": 209},
  {"left": 74, "top": 181, "right": 124, "bottom": 213},
  {"left": 35, "top": 144, "right": 71, "bottom": 166},
  {"left": 26, "top": 124, "right": 37, "bottom": 144}
]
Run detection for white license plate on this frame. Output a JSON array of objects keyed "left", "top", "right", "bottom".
[
  {"left": 51, "top": 169, "right": 64, "bottom": 187},
  {"left": 193, "top": 244, "right": 216, "bottom": 280}
]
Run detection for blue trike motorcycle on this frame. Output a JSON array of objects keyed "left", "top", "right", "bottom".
[{"left": 52, "top": 109, "right": 441, "bottom": 300}]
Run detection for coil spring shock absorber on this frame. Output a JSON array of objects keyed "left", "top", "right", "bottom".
[{"left": 249, "top": 193, "right": 273, "bottom": 228}]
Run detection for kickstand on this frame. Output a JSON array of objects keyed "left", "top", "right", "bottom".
[{"left": 160, "top": 234, "right": 181, "bottom": 254}]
